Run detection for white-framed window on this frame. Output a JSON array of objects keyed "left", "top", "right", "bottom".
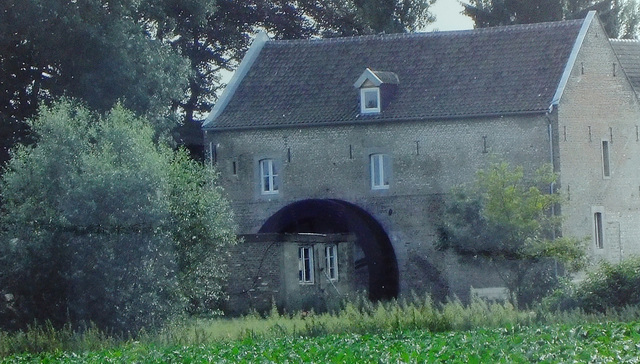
[
  {"left": 260, "top": 159, "right": 278, "bottom": 194},
  {"left": 360, "top": 87, "right": 380, "bottom": 114},
  {"left": 370, "top": 153, "right": 390, "bottom": 190},
  {"left": 298, "top": 246, "right": 314, "bottom": 284},
  {"left": 594, "top": 211, "right": 604, "bottom": 249},
  {"left": 601, "top": 140, "right": 611, "bottom": 178},
  {"left": 325, "top": 244, "right": 338, "bottom": 281}
]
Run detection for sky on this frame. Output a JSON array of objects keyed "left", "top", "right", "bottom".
[{"left": 425, "top": 0, "right": 474, "bottom": 31}]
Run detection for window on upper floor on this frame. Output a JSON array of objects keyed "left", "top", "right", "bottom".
[
  {"left": 354, "top": 68, "right": 398, "bottom": 115},
  {"left": 360, "top": 88, "right": 380, "bottom": 114},
  {"left": 325, "top": 244, "right": 338, "bottom": 281},
  {"left": 298, "top": 246, "right": 314, "bottom": 284},
  {"left": 259, "top": 158, "right": 279, "bottom": 194},
  {"left": 601, "top": 140, "right": 611, "bottom": 178},
  {"left": 370, "top": 153, "right": 390, "bottom": 190}
]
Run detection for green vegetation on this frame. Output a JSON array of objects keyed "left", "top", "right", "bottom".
[
  {"left": 3, "top": 296, "right": 640, "bottom": 362},
  {"left": 463, "top": 0, "right": 640, "bottom": 39},
  {"left": 438, "top": 161, "right": 585, "bottom": 307},
  {"left": 547, "top": 256, "right": 640, "bottom": 314},
  {"left": 0, "top": 101, "right": 236, "bottom": 333}
]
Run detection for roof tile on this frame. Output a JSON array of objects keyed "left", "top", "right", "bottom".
[{"left": 211, "top": 19, "right": 585, "bottom": 129}]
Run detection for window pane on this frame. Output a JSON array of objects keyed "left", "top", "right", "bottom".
[
  {"left": 382, "top": 154, "right": 390, "bottom": 186},
  {"left": 372, "top": 155, "right": 381, "bottom": 186},
  {"left": 594, "top": 212, "right": 604, "bottom": 249},
  {"left": 602, "top": 141, "right": 610, "bottom": 177},
  {"left": 299, "top": 247, "right": 314, "bottom": 283},
  {"left": 260, "top": 159, "right": 278, "bottom": 194},
  {"left": 364, "top": 90, "right": 378, "bottom": 109},
  {"left": 371, "top": 154, "right": 389, "bottom": 189}
]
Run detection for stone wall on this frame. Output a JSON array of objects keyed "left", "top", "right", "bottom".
[
  {"left": 557, "top": 18, "right": 640, "bottom": 267},
  {"left": 225, "top": 233, "right": 355, "bottom": 315},
  {"left": 209, "top": 113, "right": 551, "bottom": 301}
]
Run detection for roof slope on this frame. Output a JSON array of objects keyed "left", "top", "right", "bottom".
[
  {"left": 209, "top": 18, "right": 585, "bottom": 130},
  {"left": 610, "top": 39, "right": 640, "bottom": 90}
]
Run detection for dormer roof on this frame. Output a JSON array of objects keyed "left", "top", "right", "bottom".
[
  {"left": 354, "top": 68, "right": 399, "bottom": 88},
  {"left": 204, "top": 15, "right": 592, "bottom": 130}
]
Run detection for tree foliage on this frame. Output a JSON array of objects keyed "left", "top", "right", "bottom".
[
  {"left": 0, "top": 100, "right": 236, "bottom": 332},
  {"left": 546, "top": 257, "right": 640, "bottom": 312},
  {"left": 437, "top": 161, "right": 585, "bottom": 307},
  {"left": 0, "top": 0, "right": 191, "bottom": 150},
  {"left": 462, "top": 0, "right": 640, "bottom": 39},
  {"left": 147, "top": 0, "right": 437, "bottom": 129}
]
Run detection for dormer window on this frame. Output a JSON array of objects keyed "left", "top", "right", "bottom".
[
  {"left": 354, "top": 68, "right": 398, "bottom": 115},
  {"left": 361, "top": 88, "right": 380, "bottom": 114}
]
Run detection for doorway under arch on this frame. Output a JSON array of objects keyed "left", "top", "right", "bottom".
[{"left": 259, "top": 199, "right": 399, "bottom": 300}]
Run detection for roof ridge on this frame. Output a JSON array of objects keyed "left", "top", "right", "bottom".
[
  {"left": 609, "top": 38, "right": 640, "bottom": 42},
  {"left": 267, "top": 18, "right": 584, "bottom": 45}
]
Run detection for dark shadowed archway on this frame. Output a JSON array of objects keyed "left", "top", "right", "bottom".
[{"left": 259, "top": 199, "right": 399, "bottom": 300}]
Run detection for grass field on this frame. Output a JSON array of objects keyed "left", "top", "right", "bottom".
[
  {"left": 4, "top": 321, "right": 640, "bottom": 363},
  {"left": 3, "top": 297, "right": 640, "bottom": 363}
]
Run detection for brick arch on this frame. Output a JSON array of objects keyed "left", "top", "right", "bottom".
[{"left": 259, "top": 199, "right": 399, "bottom": 300}]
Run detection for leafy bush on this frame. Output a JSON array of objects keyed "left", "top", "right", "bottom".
[
  {"left": 438, "top": 161, "right": 585, "bottom": 307},
  {"left": 546, "top": 257, "right": 640, "bottom": 313},
  {"left": 0, "top": 100, "right": 235, "bottom": 333}
]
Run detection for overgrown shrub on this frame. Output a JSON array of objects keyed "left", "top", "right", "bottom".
[
  {"left": 0, "top": 100, "right": 236, "bottom": 334},
  {"left": 545, "top": 257, "right": 640, "bottom": 313}
]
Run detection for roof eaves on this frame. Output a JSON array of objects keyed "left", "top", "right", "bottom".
[
  {"left": 207, "top": 109, "right": 548, "bottom": 132},
  {"left": 550, "top": 11, "right": 595, "bottom": 110},
  {"left": 203, "top": 31, "right": 270, "bottom": 128}
]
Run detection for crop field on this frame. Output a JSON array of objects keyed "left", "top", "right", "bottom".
[{"left": 4, "top": 321, "right": 640, "bottom": 363}]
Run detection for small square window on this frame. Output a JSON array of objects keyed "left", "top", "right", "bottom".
[{"left": 361, "top": 88, "right": 380, "bottom": 114}]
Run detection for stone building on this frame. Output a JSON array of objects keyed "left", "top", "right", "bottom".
[{"left": 204, "top": 11, "right": 640, "bottom": 309}]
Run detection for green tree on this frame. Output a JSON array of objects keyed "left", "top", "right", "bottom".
[
  {"left": 462, "top": 0, "right": 640, "bottom": 39},
  {"left": 0, "top": 100, "right": 236, "bottom": 332},
  {"left": 437, "top": 161, "right": 585, "bottom": 307},
  {"left": 0, "top": 0, "right": 191, "bottom": 165}
]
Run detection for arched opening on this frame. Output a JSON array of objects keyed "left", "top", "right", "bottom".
[{"left": 259, "top": 199, "right": 399, "bottom": 300}]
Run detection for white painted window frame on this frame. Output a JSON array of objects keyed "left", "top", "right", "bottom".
[
  {"left": 370, "top": 153, "right": 389, "bottom": 190},
  {"left": 325, "top": 244, "right": 338, "bottom": 281},
  {"left": 298, "top": 246, "right": 314, "bottom": 284},
  {"left": 360, "top": 87, "right": 381, "bottom": 114},
  {"left": 259, "top": 158, "right": 278, "bottom": 194}
]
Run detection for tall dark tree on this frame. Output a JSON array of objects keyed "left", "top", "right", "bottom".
[
  {"left": 0, "top": 0, "right": 191, "bottom": 165},
  {"left": 462, "top": 0, "right": 639, "bottom": 38},
  {"left": 148, "top": 0, "right": 437, "bottom": 126}
]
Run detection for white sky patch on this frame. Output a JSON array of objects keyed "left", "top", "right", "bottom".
[{"left": 425, "top": 0, "right": 474, "bottom": 31}]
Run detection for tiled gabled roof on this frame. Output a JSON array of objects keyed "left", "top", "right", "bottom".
[
  {"left": 610, "top": 39, "right": 640, "bottom": 91},
  {"left": 208, "top": 18, "right": 586, "bottom": 130}
]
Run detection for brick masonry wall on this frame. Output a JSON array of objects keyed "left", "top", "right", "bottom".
[
  {"left": 557, "top": 18, "right": 640, "bottom": 267},
  {"left": 209, "top": 17, "right": 640, "bottom": 301},
  {"left": 208, "top": 114, "right": 551, "bottom": 301},
  {"left": 225, "top": 233, "right": 355, "bottom": 314}
]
